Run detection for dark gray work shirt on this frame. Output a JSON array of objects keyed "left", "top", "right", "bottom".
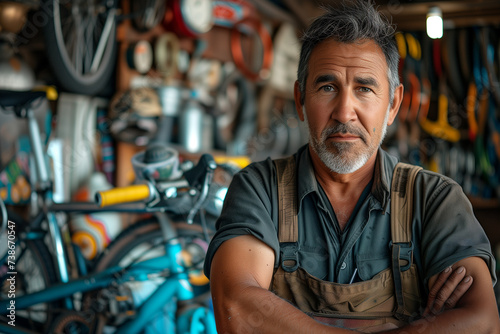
[{"left": 204, "top": 145, "right": 496, "bottom": 290}]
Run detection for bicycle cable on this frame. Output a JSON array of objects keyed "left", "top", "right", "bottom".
[
  {"left": 198, "top": 209, "right": 212, "bottom": 243},
  {"left": 117, "top": 229, "right": 208, "bottom": 278},
  {"left": 117, "top": 234, "right": 181, "bottom": 276}
]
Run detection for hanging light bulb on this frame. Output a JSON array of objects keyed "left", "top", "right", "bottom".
[{"left": 426, "top": 7, "right": 443, "bottom": 39}]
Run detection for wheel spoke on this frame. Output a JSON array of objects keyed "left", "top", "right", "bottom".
[
  {"left": 90, "top": 8, "right": 116, "bottom": 73},
  {"left": 72, "top": 7, "right": 84, "bottom": 76},
  {"left": 59, "top": 6, "right": 76, "bottom": 71},
  {"left": 144, "top": 8, "right": 156, "bottom": 28},
  {"left": 43, "top": 0, "right": 117, "bottom": 94},
  {"left": 57, "top": 1, "right": 115, "bottom": 76},
  {"left": 8, "top": 245, "right": 51, "bottom": 323},
  {"left": 84, "top": 14, "right": 97, "bottom": 73}
]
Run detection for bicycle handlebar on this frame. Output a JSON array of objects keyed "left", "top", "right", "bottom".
[
  {"left": 96, "top": 154, "right": 217, "bottom": 209},
  {"left": 96, "top": 183, "right": 155, "bottom": 207}
]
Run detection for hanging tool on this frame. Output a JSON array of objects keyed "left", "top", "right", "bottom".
[
  {"left": 396, "top": 32, "right": 423, "bottom": 165},
  {"left": 419, "top": 39, "right": 461, "bottom": 143},
  {"left": 230, "top": 17, "right": 273, "bottom": 81},
  {"left": 471, "top": 27, "right": 497, "bottom": 197}
]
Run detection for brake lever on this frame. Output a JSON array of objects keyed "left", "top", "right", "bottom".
[
  {"left": 185, "top": 154, "right": 217, "bottom": 224},
  {"left": 183, "top": 154, "right": 217, "bottom": 189}
]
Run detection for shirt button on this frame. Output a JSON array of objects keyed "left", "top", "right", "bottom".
[{"left": 340, "top": 262, "right": 346, "bottom": 270}]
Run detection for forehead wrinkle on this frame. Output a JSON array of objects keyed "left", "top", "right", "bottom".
[
  {"left": 311, "top": 41, "right": 387, "bottom": 69},
  {"left": 313, "top": 52, "right": 377, "bottom": 67},
  {"left": 310, "top": 57, "right": 384, "bottom": 84}
]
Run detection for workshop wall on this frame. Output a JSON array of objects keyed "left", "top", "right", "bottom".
[{"left": 1, "top": 0, "right": 499, "bottom": 264}]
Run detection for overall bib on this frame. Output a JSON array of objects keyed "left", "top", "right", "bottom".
[{"left": 270, "top": 157, "right": 424, "bottom": 333}]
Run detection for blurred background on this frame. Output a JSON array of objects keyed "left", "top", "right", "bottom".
[{"left": 0, "top": 0, "right": 499, "bottom": 309}]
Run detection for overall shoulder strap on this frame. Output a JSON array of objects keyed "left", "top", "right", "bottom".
[
  {"left": 391, "top": 162, "right": 423, "bottom": 319},
  {"left": 391, "top": 162, "right": 422, "bottom": 245},
  {"left": 274, "top": 156, "right": 299, "bottom": 272},
  {"left": 275, "top": 156, "right": 298, "bottom": 243}
]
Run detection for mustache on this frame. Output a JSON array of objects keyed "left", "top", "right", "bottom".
[{"left": 322, "top": 123, "right": 367, "bottom": 143}]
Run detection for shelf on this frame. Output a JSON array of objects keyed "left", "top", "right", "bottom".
[{"left": 378, "top": 0, "right": 500, "bottom": 31}]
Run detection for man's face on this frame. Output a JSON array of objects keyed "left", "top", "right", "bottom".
[{"left": 295, "top": 39, "right": 401, "bottom": 174}]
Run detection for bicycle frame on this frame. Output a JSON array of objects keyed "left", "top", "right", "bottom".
[
  {"left": 0, "top": 227, "right": 217, "bottom": 334},
  {"left": 0, "top": 90, "right": 219, "bottom": 333}
]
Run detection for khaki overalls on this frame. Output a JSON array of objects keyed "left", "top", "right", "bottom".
[{"left": 270, "top": 157, "right": 425, "bottom": 333}]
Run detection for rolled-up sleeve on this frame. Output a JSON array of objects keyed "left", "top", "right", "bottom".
[
  {"left": 415, "top": 171, "right": 497, "bottom": 287},
  {"left": 203, "top": 159, "right": 280, "bottom": 279}
]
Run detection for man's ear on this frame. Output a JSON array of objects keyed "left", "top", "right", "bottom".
[
  {"left": 387, "top": 84, "right": 404, "bottom": 126},
  {"left": 294, "top": 81, "right": 305, "bottom": 121}
]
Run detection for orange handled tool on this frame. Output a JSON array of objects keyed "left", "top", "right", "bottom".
[
  {"left": 466, "top": 82, "right": 478, "bottom": 142},
  {"left": 96, "top": 184, "right": 155, "bottom": 207}
]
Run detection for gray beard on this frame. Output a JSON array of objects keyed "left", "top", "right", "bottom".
[
  {"left": 306, "top": 105, "right": 390, "bottom": 174},
  {"left": 315, "top": 140, "right": 369, "bottom": 174}
]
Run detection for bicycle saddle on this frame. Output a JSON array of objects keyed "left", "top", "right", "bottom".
[{"left": 0, "top": 90, "right": 46, "bottom": 113}]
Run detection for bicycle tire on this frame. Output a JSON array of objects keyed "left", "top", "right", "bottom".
[
  {"left": 41, "top": 0, "right": 119, "bottom": 96},
  {"left": 49, "top": 310, "right": 92, "bottom": 334},
  {"left": 88, "top": 218, "right": 212, "bottom": 333},
  {"left": 1, "top": 238, "right": 59, "bottom": 332}
]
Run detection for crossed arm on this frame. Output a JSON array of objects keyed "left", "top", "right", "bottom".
[{"left": 210, "top": 235, "right": 500, "bottom": 334}]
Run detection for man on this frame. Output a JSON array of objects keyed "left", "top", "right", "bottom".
[{"left": 204, "top": 1, "right": 499, "bottom": 333}]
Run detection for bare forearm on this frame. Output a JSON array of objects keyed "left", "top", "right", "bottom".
[
  {"left": 388, "top": 258, "right": 500, "bottom": 334},
  {"left": 210, "top": 236, "right": 352, "bottom": 333},
  {"left": 386, "top": 307, "right": 500, "bottom": 334},
  {"left": 213, "top": 285, "right": 354, "bottom": 334},
  {"left": 214, "top": 289, "right": 498, "bottom": 334},
  {"left": 213, "top": 285, "right": 498, "bottom": 334}
]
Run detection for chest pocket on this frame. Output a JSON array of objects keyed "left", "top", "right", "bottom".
[
  {"left": 356, "top": 253, "right": 391, "bottom": 281},
  {"left": 271, "top": 156, "right": 425, "bottom": 332},
  {"left": 298, "top": 246, "right": 329, "bottom": 280}
]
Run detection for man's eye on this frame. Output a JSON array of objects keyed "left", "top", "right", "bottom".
[
  {"left": 358, "top": 87, "right": 373, "bottom": 93},
  {"left": 321, "top": 85, "right": 335, "bottom": 92}
]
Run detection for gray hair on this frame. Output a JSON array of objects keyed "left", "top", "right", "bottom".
[{"left": 297, "top": 0, "right": 400, "bottom": 106}]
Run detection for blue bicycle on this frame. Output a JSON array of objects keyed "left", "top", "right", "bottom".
[{"left": 0, "top": 89, "right": 220, "bottom": 333}]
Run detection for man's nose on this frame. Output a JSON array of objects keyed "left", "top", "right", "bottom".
[{"left": 331, "top": 90, "right": 357, "bottom": 124}]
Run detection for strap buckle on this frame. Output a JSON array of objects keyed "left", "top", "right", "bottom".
[
  {"left": 390, "top": 241, "right": 413, "bottom": 272},
  {"left": 280, "top": 242, "right": 299, "bottom": 272}
]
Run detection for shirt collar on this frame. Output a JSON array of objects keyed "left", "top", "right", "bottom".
[
  {"left": 295, "top": 145, "right": 319, "bottom": 213},
  {"left": 296, "top": 145, "right": 398, "bottom": 214},
  {"left": 373, "top": 147, "right": 398, "bottom": 213}
]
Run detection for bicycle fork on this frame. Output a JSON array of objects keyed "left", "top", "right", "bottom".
[{"left": 27, "top": 108, "right": 72, "bottom": 307}]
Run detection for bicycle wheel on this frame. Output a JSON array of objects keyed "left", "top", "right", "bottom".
[
  {"left": 41, "top": 0, "right": 119, "bottom": 96},
  {"left": 1, "top": 237, "right": 59, "bottom": 332},
  {"left": 88, "top": 218, "right": 212, "bottom": 333},
  {"left": 49, "top": 310, "right": 93, "bottom": 334}
]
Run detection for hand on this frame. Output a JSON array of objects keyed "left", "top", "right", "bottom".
[{"left": 423, "top": 266, "right": 473, "bottom": 316}]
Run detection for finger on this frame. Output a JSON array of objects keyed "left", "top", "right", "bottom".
[
  {"left": 424, "top": 266, "right": 453, "bottom": 314},
  {"left": 425, "top": 266, "right": 467, "bottom": 315},
  {"left": 443, "top": 275, "right": 473, "bottom": 310}
]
